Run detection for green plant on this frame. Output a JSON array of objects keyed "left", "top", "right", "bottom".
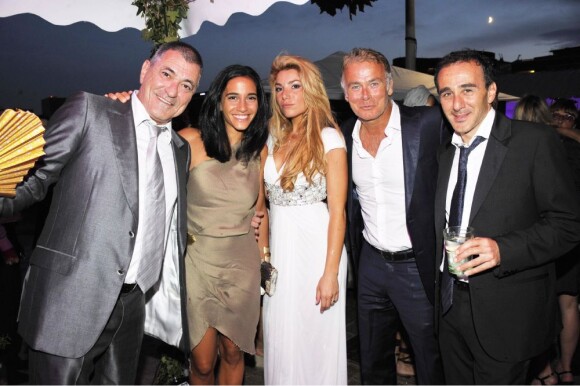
[
  {"left": 0, "top": 335, "right": 11, "bottom": 351},
  {"left": 152, "top": 354, "right": 186, "bottom": 385},
  {"left": 132, "top": 0, "right": 195, "bottom": 47},
  {"left": 311, "top": 0, "right": 377, "bottom": 19}
]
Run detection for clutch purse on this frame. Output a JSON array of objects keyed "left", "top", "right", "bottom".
[{"left": 261, "top": 247, "right": 277, "bottom": 296}]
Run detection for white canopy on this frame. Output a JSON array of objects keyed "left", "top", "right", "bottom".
[
  {"left": 263, "top": 51, "right": 518, "bottom": 101},
  {"left": 0, "top": 0, "right": 309, "bottom": 36}
]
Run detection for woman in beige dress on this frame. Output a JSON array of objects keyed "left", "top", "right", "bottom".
[{"left": 178, "top": 65, "right": 269, "bottom": 385}]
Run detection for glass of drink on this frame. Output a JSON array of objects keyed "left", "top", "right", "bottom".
[{"left": 443, "top": 226, "right": 475, "bottom": 280}]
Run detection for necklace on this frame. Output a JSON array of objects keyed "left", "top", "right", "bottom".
[{"left": 279, "top": 133, "right": 302, "bottom": 148}]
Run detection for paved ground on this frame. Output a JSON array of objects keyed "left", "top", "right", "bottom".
[
  {"left": 243, "top": 289, "right": 415, "bottom": 385},
  {"left": 244, "top": 288, "right": 580, "bottom": 385},
  {"left": 2, "top": 285, "right": 579, "bottom": 385}
]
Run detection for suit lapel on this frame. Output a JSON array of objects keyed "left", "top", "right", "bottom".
[
  {"left": 469, "top": 114, "right": 510, "bottom": 224},
  {"left": 170, "top": 129, "right": 189, "bottom": 255},
  {"left": 435, "top": 143, "right": 455, "bottom": 264},
  {"left": 166, "top": 129, "right": 190, "bottom": 353},
  {"left": 400, "top": 107, "right": 420, "bottom": 210},
  {"left": 342, "top": 118, "right": 356, "bottom": 222},
  {"left": 108, "top": 103, "right": 139, "bottom": 219},
  {"left": 434, "top": 142, "right": 455, "bottom": 266}
]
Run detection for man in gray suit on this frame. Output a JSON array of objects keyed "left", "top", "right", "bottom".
[{"left": 0, "top": 41, "right": 202, "bottom": 384}]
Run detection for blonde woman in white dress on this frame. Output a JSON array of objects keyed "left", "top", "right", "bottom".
[{"left": 262, "top": 54, "right": 348, "bottom": 385}]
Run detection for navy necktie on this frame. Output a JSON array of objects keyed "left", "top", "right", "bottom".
[
  {"left": 441, "top": 135, "right": 486, "bottom": 313},
  {"left": 448, "top": 136, "right": 486, "bottom": 227}
]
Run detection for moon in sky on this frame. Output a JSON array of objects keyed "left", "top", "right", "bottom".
[{"left": 488, "top": 16, "right": 494, "bottom": 24}]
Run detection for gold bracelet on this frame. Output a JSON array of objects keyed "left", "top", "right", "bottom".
[{"left": 263, "top": 246, "right": 271, "bottom": 262}]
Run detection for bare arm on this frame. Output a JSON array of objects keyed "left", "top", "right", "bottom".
[
  {"left": 177, "top": 127, "right": 208, "bottom": 171},
  {"left": 316, "top": 146, "right": 347, "bottom": 312},
  {"left": 557, "top": 127, "right": 580, "bottom": 143},
  {"left": 256, "top": 146, "right": 270, "bottom": 258}
]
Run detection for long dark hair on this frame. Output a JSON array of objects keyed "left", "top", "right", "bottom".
[{"left": 199, "top": 65, "right": 269, "bottom": 163}]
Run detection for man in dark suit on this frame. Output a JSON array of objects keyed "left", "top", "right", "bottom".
[
  {"left": 341, "top": 47, "right": 447, "bottom": 385},
  {"left": 0, "top": 41, "right": 202, "bottom": 384},
  {"left": 433, "top": 49, "right": 580, "bottom": 384}
]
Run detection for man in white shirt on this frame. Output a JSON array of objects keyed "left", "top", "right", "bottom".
[
  {"left": 341, "top": 47, "right": 447, "bottom": 385},
  {"left": 0, "top": 41, "right": 202, "bottom": 384}
]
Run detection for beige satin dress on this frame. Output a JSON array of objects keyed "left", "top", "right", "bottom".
[{"left": 185, "top": 152, "right": 261, "bottom": 354}]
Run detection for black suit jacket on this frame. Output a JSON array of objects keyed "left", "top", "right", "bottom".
[
  {"left": 342, "top": 103, "right": 450, "bottom": 305},
  {"left": 434, "top": 111, "right": 580, "bottom": 361}
]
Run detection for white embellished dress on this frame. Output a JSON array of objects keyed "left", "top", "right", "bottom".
[{"left": 263, "top": 128, "right": 348, "bottom": 385}]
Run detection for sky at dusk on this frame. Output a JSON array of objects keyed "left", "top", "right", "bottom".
[{"left": 1, "top": 0, "right": 579, "bottom": 114}]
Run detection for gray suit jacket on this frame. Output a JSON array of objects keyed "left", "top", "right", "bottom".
[
  {"left": 434, "top": 112, "right": 580, "bottom": 361},
  {"left": 0, "top": 92, "right": 190, "bottom": 358}
]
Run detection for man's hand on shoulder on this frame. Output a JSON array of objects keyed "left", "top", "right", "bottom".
[{"left": 104, "top": 91, "right": 133, "bottom": 103}]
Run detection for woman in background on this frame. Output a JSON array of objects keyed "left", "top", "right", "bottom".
[
  {"left": 547, "top": 98, "right": 580, "bottom": 385},
  {"left": 515, "top": 96, "right": 579, "bottom": 386},
  {"left": 262, "top": 54, "right": 348, "bottom": 385},
  {"left": 514, "top": 94, "right": 552, "bottom": 125},
  {"left": 179, "top": 64, "right": 270, "bottom": 385}
]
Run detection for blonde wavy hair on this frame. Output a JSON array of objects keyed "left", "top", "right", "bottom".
[{"left": 269, "top": 54, "right": 340, "bottom": 192}]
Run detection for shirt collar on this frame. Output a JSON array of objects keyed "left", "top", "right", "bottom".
[
  {"left": 352, "top": 101, "right": 401, "bottom": 143},
  {"left": 451, "top": 108, "right": 495, "bottom": 148},
  {"left": 387, "top": 102, "right": 402, "bottom": 134}
]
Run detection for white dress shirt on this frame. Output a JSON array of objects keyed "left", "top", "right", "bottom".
[
  {"left": 125, "top": 92, "right": 177, "bottom": 284},
  {"left": 445, "top": 108, "right": 496, "bottom": 228},
  {"left": 440, "top": 109, "right": 495, "bottom": 278},
  {"left": 128, "top": 93, "right": 183, "bottom": 347},
  {"left": 352, "top": 103, "right": 412, "bottom": 252}
]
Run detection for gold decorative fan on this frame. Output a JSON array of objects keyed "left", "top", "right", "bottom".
[{"left": 0, "top": 109, "right": 46, "bottom": 197}]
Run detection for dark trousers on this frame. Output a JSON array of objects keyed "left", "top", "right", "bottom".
[
  {"left": 28, "top": 285, "right": 145, "bottom": 385},
  {"left": 439, "top": 282, "right": 530, "bottom": 384},
  {"left": 357, "top": 240, "right": 443, "bottom": 384}
]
